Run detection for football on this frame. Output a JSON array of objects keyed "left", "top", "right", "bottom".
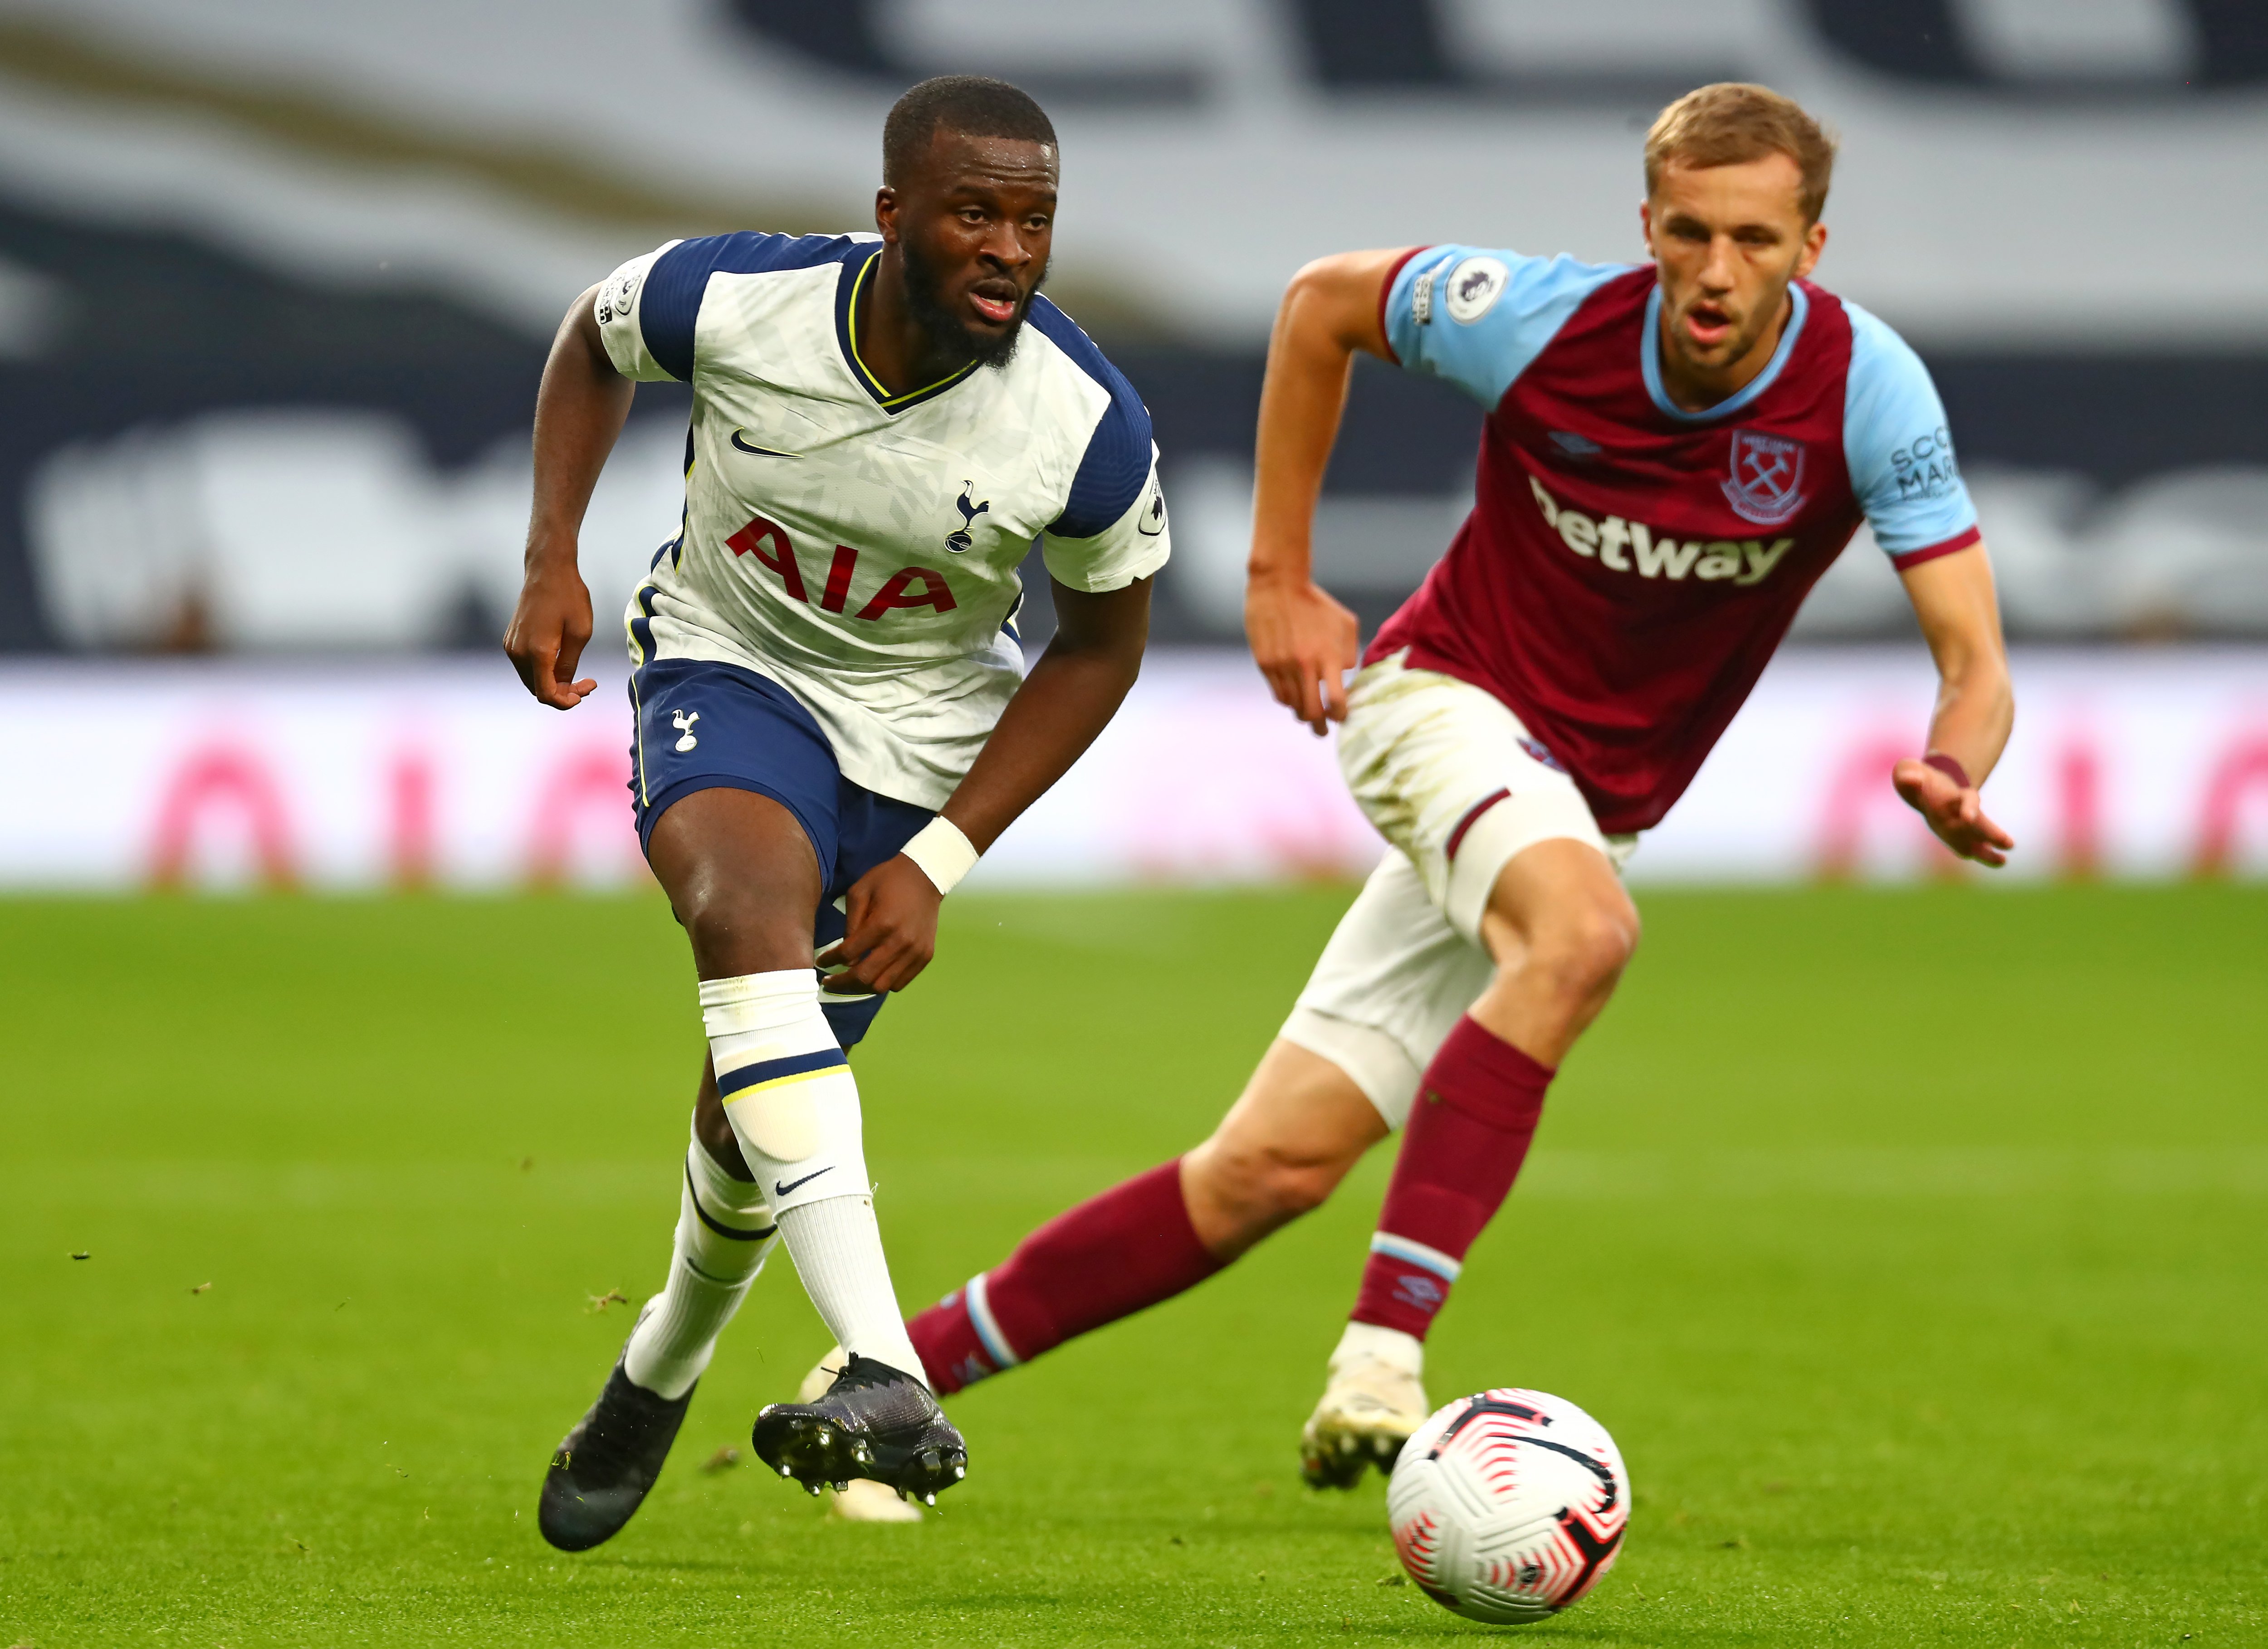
[{"left": 1386, "top": 1388, "right": 1629, "bottom": 1624}]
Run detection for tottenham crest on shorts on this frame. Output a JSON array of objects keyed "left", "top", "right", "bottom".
[{"left": 1721, "top": 429, "right": 1807, "bottom": 527}]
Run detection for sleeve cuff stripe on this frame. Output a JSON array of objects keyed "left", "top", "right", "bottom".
[
  {"left": 1889, "top": 525, "right": 1982, "bottom": 571},
  {"left": 1378, "top": 246, "right": 1427, "bottom": 366}
]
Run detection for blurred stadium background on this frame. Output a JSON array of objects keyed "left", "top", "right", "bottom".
[{"left": 3, "top": 0, "right": 2266, "bottom": 889}]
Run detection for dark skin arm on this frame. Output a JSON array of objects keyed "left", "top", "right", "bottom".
[
  {"left": 821, "top": 575, "right": 1153, "bottom": 995},
  {"left": 502, "top": 287, "right": 628, "bottom": 709}
]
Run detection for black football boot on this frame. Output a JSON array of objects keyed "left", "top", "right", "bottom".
[
  {"left": 751, "top": 1353, "right": 967, "bottom": 1507},
  {"left": 537, "top": 1356, "right": 694, "bottom": 1551}
]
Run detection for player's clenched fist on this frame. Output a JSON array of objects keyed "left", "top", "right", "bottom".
[
  {"left": 1893, "top": 755, "right": 2015, "bottom": 868},
  {"left": 1247, "top": 571, "right": 1360, "bottom": 737},
  {"left": 503, "top": 562, "right": 598, "bottom": 710}
]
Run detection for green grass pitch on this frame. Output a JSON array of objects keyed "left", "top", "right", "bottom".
[{"left": 2, "top": 883, "right": 2263, "bottom": 1646}]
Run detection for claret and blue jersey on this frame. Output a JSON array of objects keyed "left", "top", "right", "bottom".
[
  {"left": 595, "top": 230, "right": 1169, "bottom": 814},
  {"left": 1369, "top": 246, "right": 1982, "bottom": 835}
]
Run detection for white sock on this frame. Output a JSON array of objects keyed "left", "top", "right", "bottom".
[
  {"left": 623, "top": 1134, "right": 777, "bottom": 1400},
  {"left": 699, "top": 970, "right": 927, "bottom": 1390},
  {"left": 1331, "top": 1319, "right": 1425, "bottom": 1378},
  {"left": 775, "top": 1195, "right": 926, "bottom": 1385}
]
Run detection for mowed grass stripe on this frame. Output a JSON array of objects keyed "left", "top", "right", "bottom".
[
  {"left": 1, "top": 885, "right": 2262, "bottom": 1647},
  {"left": 15, "top": 1145, "right": 2268, "bottom": 1215}
]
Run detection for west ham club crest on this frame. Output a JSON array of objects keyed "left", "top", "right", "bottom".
[{"left": 1721, "top": 429, "right": 1807, "bottom": 527}]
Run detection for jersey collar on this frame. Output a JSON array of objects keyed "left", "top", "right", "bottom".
[
  {"left": 1641, "top": 278, "right": 1809, "bottom": 424},
  {"left": 833, "top": 248, "right": 980, "bottom": 415}
]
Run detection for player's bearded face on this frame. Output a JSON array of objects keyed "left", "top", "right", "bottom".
[
  {"left": 893, "top": 133, "right": 1058, "bottom": 374},
  {"left": 901, "top": 227, "right": 1047, "bottom": 372}
]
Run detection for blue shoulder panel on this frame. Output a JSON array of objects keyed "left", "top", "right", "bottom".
[
  {"left": 642, "top": 232, "right": 871, "bottom": 381},
  {"left": 1842, "top": 301, "right": 1979, "bottom": 556},
  {"left": 1388, "top": 246, "right": 1629, "bottom": 408},
  {"left": 1026, "top": 297, "right": 1156, "bottom": 537}
]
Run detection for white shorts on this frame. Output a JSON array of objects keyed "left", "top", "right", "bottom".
[{"left": 1281, "top": 654, "right": 1635, "bottom": 1130}]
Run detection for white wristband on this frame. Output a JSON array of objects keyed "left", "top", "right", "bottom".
[{"left": 900, "top": 816, "right": 979, "bottom": 896}]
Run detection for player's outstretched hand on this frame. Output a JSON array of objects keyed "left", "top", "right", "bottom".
[
  {"left": 1247, "top": 572, "right": 1361, "bottom": 737},
  {"left": 503, "top": 563, "right": 599, "bottom": 710},
  {"left": 823, "top": 856, "right": 943, "bottom": 996},
  {"left": 1893, "top": 757, "right": 2015, "bottom": 868}
]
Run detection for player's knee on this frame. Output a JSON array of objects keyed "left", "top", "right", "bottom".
[
  {"left": 673, "top": 882, "right": 751, "bottom": 956},
  {"left": 1250, "top": 1150, "right": 1343, "bottom": 1222},
  {"left": 670, "top": 873, "right": 808, "bottom": 976},
  {"left": 1532, "top": 894, "right": 1640, "bottom": 1004}
]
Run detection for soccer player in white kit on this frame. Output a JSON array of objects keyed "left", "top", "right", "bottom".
[{"left": 502, "top": 76, "right": 1168, "bottom": 1543}]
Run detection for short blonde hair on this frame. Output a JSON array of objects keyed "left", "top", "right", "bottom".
[{"left": 1645, "top": 83, "right": 1837, "bottom": 224}]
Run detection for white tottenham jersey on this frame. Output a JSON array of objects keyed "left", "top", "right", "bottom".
[{"left": 596, "top": 231, "right": 1170, "bottom": 808}]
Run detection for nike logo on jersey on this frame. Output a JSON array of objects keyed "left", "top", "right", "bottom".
[
  {"left": 1530, "top": 475, "right": 1794, "bottom": 586},
  {"left": 774, "top": 1167, "right": 834, "bottom": 1198},
  {"left": 730, "top": 429, "right": 799, "bottom": 458}
]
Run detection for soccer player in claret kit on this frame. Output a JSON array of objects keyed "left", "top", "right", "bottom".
[
  {"left": 817, "top": 83, "right": 2016, "bottom": 1514},
  {"left": 501, "top": 77, "right": 1168, "bottom": 1542}
]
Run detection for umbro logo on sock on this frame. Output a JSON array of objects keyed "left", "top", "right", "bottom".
[
  {"left": 1393, "top": 1273, "right": 1446, "bottom": 1312},
  {"left": 774, "top": 1166, "right": 833, "bottom": 1198}
]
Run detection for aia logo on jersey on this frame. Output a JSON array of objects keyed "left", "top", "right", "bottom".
[{"left": 1722, "top": 429, "right": 1807, "bottom": 527}]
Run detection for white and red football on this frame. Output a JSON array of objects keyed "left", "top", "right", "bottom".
[{"left": 1386, "top": 1388, "right": 1629, "bottom": 1624}]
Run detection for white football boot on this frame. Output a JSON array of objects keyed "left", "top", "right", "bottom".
[
  {"left": 1299, "top": 1324, "right": 1429, "bottom": 1488},
  {"left": 797, "top": 1349, "right": 924, "bottom": 1522}
]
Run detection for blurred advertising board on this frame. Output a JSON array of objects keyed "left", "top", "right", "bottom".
[{"left": 1, "top": 650, "right": 2263, "bottom": 891}]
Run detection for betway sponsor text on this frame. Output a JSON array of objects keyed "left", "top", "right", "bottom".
[{"left": 1528, "top": 476, "right": 1793, "bottom": 586}]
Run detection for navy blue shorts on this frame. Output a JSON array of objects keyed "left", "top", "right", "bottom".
[{"left": 629, "top": 657, "right": 931, "bottom": 1047}]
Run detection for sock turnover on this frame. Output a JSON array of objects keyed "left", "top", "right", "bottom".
[{"left": 1351, "top": 1015, "right": 1554, "bottom": 1341}]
